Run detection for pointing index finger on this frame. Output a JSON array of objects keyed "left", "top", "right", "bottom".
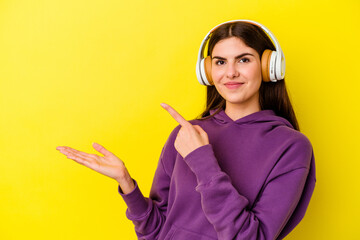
[{"left": 161, "top": 103, "right": 192, "bottom": 128}]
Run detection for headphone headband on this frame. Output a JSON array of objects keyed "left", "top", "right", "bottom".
[{"left": 196, "top": 19, "right": 286, "bottom": 85}]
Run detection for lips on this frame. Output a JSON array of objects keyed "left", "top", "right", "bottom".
[{"left": 224, "top": 82, "right": 244, "bottom": 89}]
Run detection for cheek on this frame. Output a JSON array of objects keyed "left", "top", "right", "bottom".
[
  {"left": 245, "top": 64, "right": 261, "bottom": 77},
  {"left": 245, "top": 64, "right": 262, "bottom": 85},
  {"left": 211, "top": 67, "right": 224, "bottom": 82}
]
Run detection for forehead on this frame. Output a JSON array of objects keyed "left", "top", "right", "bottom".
[{"left": 212, "top": 37, "right": 259, "bottom": 58}]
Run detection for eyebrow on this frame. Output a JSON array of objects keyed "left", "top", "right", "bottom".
[{"left": 212, "top": 53, "right": 255, "bottom": 60}]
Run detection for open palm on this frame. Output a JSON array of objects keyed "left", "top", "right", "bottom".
[{"left": 56, "top": 142, "right": 128, "bottom": 183}]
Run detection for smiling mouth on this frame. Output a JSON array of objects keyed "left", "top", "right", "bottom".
[{"left": 224, "top": 82, "right": 244, "bottom": 89}]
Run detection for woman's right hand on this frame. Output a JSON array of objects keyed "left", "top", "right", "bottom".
[{"left": 56, "top": 142, "right": 135, "bottom": 194}]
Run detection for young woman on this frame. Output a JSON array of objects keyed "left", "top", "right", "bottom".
[{"left": 57, "top": 20, "right": 316, "bottom": 239}]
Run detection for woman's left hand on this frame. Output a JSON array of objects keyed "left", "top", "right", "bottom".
[{"left": 161, "top": 103, "right": 209, "bottom": 158}]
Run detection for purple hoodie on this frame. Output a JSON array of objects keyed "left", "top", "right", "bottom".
[{"left": 119, "top": 109, "right": 316, "bottom": 240}]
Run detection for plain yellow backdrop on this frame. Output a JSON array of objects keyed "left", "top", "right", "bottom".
[{"left": 0, "top": 0, "right": 359, "bottom": 239}]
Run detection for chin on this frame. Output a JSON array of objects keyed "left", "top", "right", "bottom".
[
  {"left": 222, "top": 92, "right": 260, "bottom": 107},
  {"left": 221, "top": 93, "right": 246, "bottom": 104}
]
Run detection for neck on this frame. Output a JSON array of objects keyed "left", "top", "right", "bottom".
[{"left": 225, "top": 99, "right": 261, "bottom": 121}]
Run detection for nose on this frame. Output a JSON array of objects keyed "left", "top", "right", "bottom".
[{"left": 226, "top": 62, "right": 239, "bottom": 79}]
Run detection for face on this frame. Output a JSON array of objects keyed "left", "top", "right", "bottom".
[{"left": 211, "top": 37, "right": 262, "bottom": 110}]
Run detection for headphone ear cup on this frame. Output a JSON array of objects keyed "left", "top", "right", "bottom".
[
  {"left": 275, "top": 51, "right": 285, "bottom": 80},
  {"left": 204, "top": 56, "right": 214, "bottom": 85},
  {"left": 261, "top": 49, "right": 272, "bottom": 82},
  {"left": 200, "top": 56, "right": 213, "bottom": 86}
]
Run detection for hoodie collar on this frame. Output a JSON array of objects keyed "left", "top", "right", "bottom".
[{"left": 209, "top": 108, "right": 294, "bottom": 128}]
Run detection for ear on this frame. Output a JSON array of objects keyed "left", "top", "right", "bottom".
[{"left": 204, "top": 56, "right": 214, "bottom": 85}]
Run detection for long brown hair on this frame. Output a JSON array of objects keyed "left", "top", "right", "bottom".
[{"left": 196, "top": 22, "right": 300, "bottom": 131}]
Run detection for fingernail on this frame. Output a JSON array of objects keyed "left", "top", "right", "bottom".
[{"left": 160, "top": 103, "right": 167, "bottom": 108}]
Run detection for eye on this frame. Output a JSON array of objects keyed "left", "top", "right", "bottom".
[
  {"left": 239, "top": 58, "right": 250, "bottom": 63},
  {"left": 215, "top": 60, "right": 225, "bottom": 65}
]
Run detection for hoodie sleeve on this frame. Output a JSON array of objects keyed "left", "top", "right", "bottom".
[
  {"left": 183, "top": 138, "right": 315, "bottom": 240},
  {"left": 118, "top": 126, "right": 179, "bottom": 239}
]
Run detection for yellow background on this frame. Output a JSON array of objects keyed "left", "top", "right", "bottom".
[{"left": 1, "top": 0, "right": 359, "bottom": 239}]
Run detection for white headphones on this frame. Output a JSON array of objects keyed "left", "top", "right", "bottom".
[{"left": 196, "top": 19, "right": 286, "bottom": 85}]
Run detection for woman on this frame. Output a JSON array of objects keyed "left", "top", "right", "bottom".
[{"left": 57, "top": 20, "right": 316, "bottom": 239}]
